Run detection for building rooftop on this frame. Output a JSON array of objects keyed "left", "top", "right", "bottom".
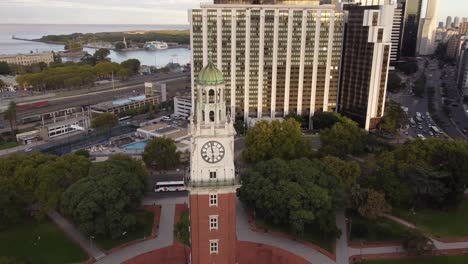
[{"left": 92, "top": 94, "right": 152, "bottom": 110}]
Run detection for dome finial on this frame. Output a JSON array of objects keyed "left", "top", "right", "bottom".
[{"left": 208, "top": 50, "right": 214, "bottom": 64}]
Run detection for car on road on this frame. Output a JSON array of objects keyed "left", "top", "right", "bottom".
[
  {"left": 24, "top": 148, "right": 33, "bottom": 153},
  {"left": 418, "top": 125, "right": 423, "bottom": 129},
  {"left": 417, "top": 134, "right": 426, "bottom": 140},
  {"left": 429, "top": 131, "right": 434, "bottom": 137}
]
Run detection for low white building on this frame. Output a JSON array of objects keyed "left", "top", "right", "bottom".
[
  {"left": 174, "top": 96, "right": 191, "bottom": 118},
  {"left": 135, "top": 123, "right": 190, "bottom": 152},
  {"left": 0, "top": 52, "right": 54, "bottom": 66}
]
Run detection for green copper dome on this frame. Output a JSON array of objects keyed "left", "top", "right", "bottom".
[{"left": 197, "top": 53, "right": 224, "bottom": 86}]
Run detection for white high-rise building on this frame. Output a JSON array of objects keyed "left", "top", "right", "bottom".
[
  {"left": 454, "top": 16, "right": 461, "bottom": 28},
  {"left": 189, "top": 1, "right": 344, "bottom": 122},
  {"left": 417, "top": 0, "right": 439, "bottom": 55},
  {"left": 446, "top": 16, "right": 452, "bottom": 28}
]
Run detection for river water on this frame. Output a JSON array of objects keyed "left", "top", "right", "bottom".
[{"left": 0, "top": 24, "right": 191, "bottom": 67}]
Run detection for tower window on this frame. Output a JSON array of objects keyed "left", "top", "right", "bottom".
[
  {"left": 209, "top": 89, "right": 215, "bottom": 103},
  {"left": 210, "top": 171, "right": 217, "bottom": 179},
  {"left": 209, "top": 111, "right": 215, "bottom": 122},
  {"left": 209, "top": 194, "right": 218, "bottom": 206},
  {"left": 210, "top": 240, "right": 219, "bottom": 254},
  {"left": 209, "top": 215, "right": 218, "bottom": 230}
]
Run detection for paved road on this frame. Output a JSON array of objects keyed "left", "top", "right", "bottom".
[
  {"left": 335, "top": 211, "right": 349, "bottom": 264},
  {"left": 236, "top": 200, "right": 335, "bottom": 264},
  {"left": 95, "top": 204, "right": 176, "bottom": 264},
  {"left": 48, "top": 210, "right": 106, "bottom": 260}
]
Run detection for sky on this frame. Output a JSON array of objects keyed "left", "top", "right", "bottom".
[{"left": 0, "top": 0, "right": 466, "bottom": 25}]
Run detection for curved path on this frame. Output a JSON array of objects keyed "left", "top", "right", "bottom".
[
  {"left": 95, "top": 204, "right": 175, "bottom": 264},
  {"left": 236, "top": 201, "right": 336, "bottom": 264}
]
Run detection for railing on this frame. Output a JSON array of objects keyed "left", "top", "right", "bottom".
[{"left": 185, "top": 175, "right": 240, "bottom": 187}]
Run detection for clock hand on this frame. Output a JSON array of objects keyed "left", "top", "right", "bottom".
[{"left": 210, "top": 143, "right": 215, "bottom": 160}]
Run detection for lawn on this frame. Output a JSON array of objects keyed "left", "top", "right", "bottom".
[
  {"left": 393, "top": 200, "right": 468, "bottom": 238},
  {"left": 95, "top": 210, "right": 154, "bottom": 250},
  {"left": 0, "top": 220, "right": 88, "bottom": 264},
  {"left": 0, "top": 142, "right": 18, "bottom": 150},
  {"left": 348, "top": 211, "right": 410, "bottom": 243},
  {"left": 363, "top": 254, "right": 468, "bottom": 264},
  {"left": 256, "top": 218, "right": 335, "bottom": 253}
]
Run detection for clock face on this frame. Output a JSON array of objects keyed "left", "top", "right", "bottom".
[{"left": 201, "top": 141, "right": 225, "bottom": 164}]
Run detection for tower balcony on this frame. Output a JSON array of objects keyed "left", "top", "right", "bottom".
[{"left": 185, "top": 174, "right": 240, "bottom": 188}]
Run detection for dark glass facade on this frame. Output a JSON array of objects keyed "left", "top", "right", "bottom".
[{"left": 400, "top": 0, "right": 422, "bottom": 57}]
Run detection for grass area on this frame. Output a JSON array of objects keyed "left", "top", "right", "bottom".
[
  {"left": 95, "top": 210, "right": 154, "bottom": 250},
  {"left": 393, "top": 200, "right": 468, "bottom": 238},
  {"left": 256, "top": 218, "right": 335, "bottom": 253},
  {"left": 0, "top": 220, "right": 88, "bottom": 264},
  {"left": 0, "top": 142, "right": 19, "bottom": 150},
  {"left": 348, "top": 211, "right": 410, "bottom": 243},
  {"left": 363, "top": 254, "right": 468, "bottom": 264}
]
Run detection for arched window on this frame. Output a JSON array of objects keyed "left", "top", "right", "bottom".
[
  {"left": 209, "top": 89, "right": 215, "bottom": 103},
  {"left": 209, "top": 111, "right": 215, "bottom": 122},
  {"left": 202, "top": 110, "right": 205, "bottom": 122}
]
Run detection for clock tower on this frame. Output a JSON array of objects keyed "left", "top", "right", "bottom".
[{"left": 188, "top": 54, "right": 238, "bottom": 264}]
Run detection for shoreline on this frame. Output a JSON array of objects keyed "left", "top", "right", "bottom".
[{"left": 11, "top": 37, "right": 190, "bottom": 52}]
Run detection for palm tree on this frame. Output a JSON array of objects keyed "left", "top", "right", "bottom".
[{"left": 4, "top": 102, "right": 17, "bottom": 137}]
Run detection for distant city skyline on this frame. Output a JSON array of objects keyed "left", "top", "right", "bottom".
[{"left": 0, "top": 0, "right": 466, "bottom": 25}]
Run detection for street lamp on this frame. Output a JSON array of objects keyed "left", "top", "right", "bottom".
[{"left": 90, "top": 236, "right": 95, "bottom": 252}]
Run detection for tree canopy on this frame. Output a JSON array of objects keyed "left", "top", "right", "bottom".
[
  {"left": 379, "top": 101, "right": 405, "bottom": 133},
  {"left": 0, "top": 153, "right": 90, "bottom": 229},
  {"left": 91, "top": 112, "right": 118, "bottom": 136},
  {"left": 142, "top": 137, "right": 180, "bottom": 171},
  {"left": 242, "top": 119, "right": 311, "bottom": 163},
  {"left": 121, "top": 59, "right": 141, "bottom": 75},
  {"left": 311, "top": 112, "right": 346, "bottom": 130},
  {"left": 3, "top": 102, "right": 17, "bottom": 137},
  {"left": 361, "top": 139, "right": 468, "bottom": 209},
  {"left": 238, "top": 158, "right": 346, "bottom": 237},
  {"left": 320, "top": 117, "right": 367, "bottom": 158},
  {"left": 61, "top": 155, "right": 148, "bottom": 238},
  {"left": 0, "top": 62, "right": 11, "bottom": 75}
]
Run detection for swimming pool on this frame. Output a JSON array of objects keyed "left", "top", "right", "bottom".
[{"left": 122, "top": 140, "right": 148, "bottom": 150}]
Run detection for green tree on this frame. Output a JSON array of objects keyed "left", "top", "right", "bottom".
[
  {"left": 142, "top": 137, "right": 180, "bottom": 172},
  {"left": 0, "top": 62, "right": 11, "bottom": 75},
  {"left": 0, "top": 79, "right": 6, "bottom": 89},
  {"left": 387, "top": 72, "right": 403, "bottom": 93},
  {"left": 75, "top": 149, "right": 90, "bottom": 158},
  {"left": 35, "top": 154, "right": 91, "bottom": 214},
  {"left": 121, "top": 59, "right": 141, "bottom": 75},
  {"left": 242, "top": 119, "right": 310, "bottom": 163},
  {"left": 402, "top": 230, "right": 435, "bottom": 255},
  {"left": 94, "top": 61, "right": 121, "bottom": 78},
  {"left": 174, "top": 210, "right": 190, "bottom": 264},
  {"left": 91, "top": 113, "right": 118, "bottom": 138},
  {"left": 3, "top": 102, "right": 17, "bottom": 137},
  {"left": 351, "top": 187, "right": 391, "bottom": 220},
  {"left": 61, "top": 155, "right": 147, "bottom": 238},
  {"left": 320, "top": 118, "right": 367, "bottom": 158},
  {"left": 311, "top": 112, "right": 346, "bottom": 130},
  {"left": 93, "top": 48, "right": 110, "bottom": 62},
  {"left": 366, "top": 139, "right": 468, "bottom": 209},
  {"left": 413, "top": 76, "right": 426, "bottom": 98},
  {"left": 238, "top": 158, "right": 341, "bottom": 238},
  {"left": 114, "top": 41, "right": 126, "bottom": 50},
  {"left": 321, "top": 156, "right": 360, "bottom": 192},
  {"left": 117, "top": 68, "right": 132, "bottom": 80},
  {"left": 379, "top": 101, "right": 405, "bottom": 133}
]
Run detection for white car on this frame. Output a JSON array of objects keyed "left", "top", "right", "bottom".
[{"left": 417, "top": 134, "right": 426, "bottom": 140}]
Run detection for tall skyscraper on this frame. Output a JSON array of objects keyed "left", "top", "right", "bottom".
[
  {"left": 417, "top": 0, "right": 439, "bottom": 55},
  {"left": 188, "top": 57, "right": 238, "bottom": 264},
  {"left": 446, "top": 16, "right": 453, "bottom": 28},
  {"left": 400, "top": 0, "right": 423, "bottom": 57},
  {"left": 454, "top": 16, "right": 461, "bottom": 28},
  {"left": 339, "top": 1, "right": 395, "bottom": 130},
  {"left": 189, "top": 1, "right": 344, "bottom": 122},
  {"left": 391, "top": 1, "right": 405, "bottom": 62}
]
